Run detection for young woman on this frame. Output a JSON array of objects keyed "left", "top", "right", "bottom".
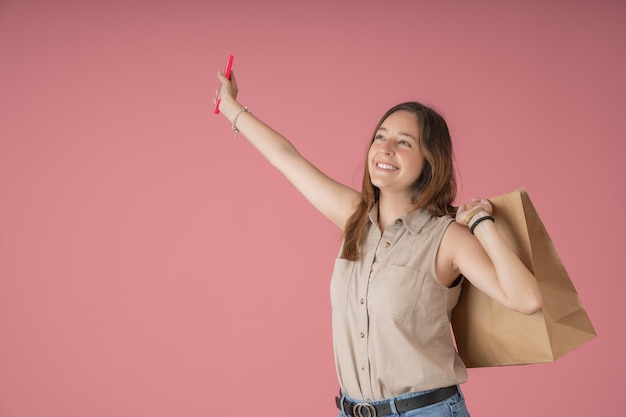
[{"left": 214, "top": 69, "right": 542, "bottom": 417}]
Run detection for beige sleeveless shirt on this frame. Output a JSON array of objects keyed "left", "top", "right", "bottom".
[{"left": 330, "top": 204, "right": 467, "bottom": 401}]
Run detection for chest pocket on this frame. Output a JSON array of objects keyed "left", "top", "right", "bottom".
[
  {"left": 330, "top": 258, "right": 354, "bottom": 311},
  {"left": 368, "top": 264, "right": 426, "bottom": 322}
]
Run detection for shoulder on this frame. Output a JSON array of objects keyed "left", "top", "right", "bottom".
[
  {"left": 436, "top": 221, "right": 478, "bottom": 285},
  {"left": 440, "top": 221, "right": 477, "bottom": 256}
]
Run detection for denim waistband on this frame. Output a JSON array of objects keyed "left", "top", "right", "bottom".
[{"left": 337, "top": 385, "right": 460, "bottom": 417}]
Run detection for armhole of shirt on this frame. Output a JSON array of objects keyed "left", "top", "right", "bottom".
[{"left": 429, "top": 216, "right": 457, "bottom": 290}]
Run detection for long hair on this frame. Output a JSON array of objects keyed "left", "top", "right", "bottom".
[{"left": 341, "top": 102, "right": 457, "bottom": 261}]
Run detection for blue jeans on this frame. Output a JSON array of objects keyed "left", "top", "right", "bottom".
[{"left": 338, "top": 386, "right": 470, "bottom": 417}]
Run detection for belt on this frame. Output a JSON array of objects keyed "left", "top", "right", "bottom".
[{"left": 335, "top": 386, "right": 458, "bottom": 417}]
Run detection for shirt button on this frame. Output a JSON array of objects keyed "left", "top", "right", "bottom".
[
  {"left": 361, "top": 365, "right": 366, "bottom": 371},
  {"left": 384, "top": 241, "right": 391, "bottom": 248},
  {"left": 395, "top": 219, "right": 402, "bottom": 225},
  {"left": 360, "top": 298, "right": 365, "bottom": 304},
  {"left": 360, "top": 332, "right": 365, "bottom": 338}
]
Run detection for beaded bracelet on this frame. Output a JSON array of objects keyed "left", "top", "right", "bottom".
[
  {"left": 232, "top": 106, "right": 251, "bottom": 138},
  {"left": 470, "top": 215, "right": 495, "bottom": 235}
]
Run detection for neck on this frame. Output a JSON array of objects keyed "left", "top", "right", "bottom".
[{"left": 377, "top": 191, "right": 414, "bottom": 231}]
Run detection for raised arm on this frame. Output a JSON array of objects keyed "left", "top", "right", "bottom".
[
  {"left": 214, "top": 70, "right": 360, "bottom": 229},
  {"left": 437, "top": 198, "right": 543, "bottom": 315}
]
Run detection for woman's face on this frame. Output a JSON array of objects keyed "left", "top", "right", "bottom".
[{"left": 368, "top": 110, "right": 425, "bottom": 197}]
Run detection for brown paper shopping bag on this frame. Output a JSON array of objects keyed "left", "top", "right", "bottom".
[{"left": 451, "top": 188, "right": 596, "bottom": 367}]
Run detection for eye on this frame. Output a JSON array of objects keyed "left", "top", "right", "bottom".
[
  {"left": 398, "top": 139, "right": 412, "bottom": 147},
  {"left": 374, "top": 134, "right": 385, "bottom": 141}
]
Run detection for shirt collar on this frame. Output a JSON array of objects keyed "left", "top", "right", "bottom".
[{"left": 368, "top": 202, "right": 432, "bottom": 234}]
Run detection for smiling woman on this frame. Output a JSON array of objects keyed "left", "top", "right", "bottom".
[
  {"left": 0, "top": 0, "right": 622, "bottom": 414},
  {"left": 368, "top": 111, "right": 425, "bottom": 202},
  {"left": 214, "top": 69, "right": 542, "bottom": 417},
  {"left": 347, "top": 102, "right": 457, "bottom": 263}
]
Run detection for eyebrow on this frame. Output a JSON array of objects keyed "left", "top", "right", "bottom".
[{"left": 377, "top": 127, "right": 418, "bottom": 142}]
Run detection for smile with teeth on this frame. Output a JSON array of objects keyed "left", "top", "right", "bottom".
[{"left": 377, "top": 162, "right": 399, "bottom": 171}]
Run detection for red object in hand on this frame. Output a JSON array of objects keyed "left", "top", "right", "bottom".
[{"left": 214, "top": 54, "right": 234, "bottom": 114}]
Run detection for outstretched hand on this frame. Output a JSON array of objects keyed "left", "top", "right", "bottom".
[
  {"left": 213, "top": 70, "right": 239, "bottom": 116},
  {"left": 456, "top": 198, "right": 493, "bottom": 227}
]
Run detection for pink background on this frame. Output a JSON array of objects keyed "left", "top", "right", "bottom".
[{"left": 1, "top": 0, "right": 624, "bottom": 416}]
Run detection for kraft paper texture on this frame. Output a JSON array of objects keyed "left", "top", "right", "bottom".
[{"left": 451, "top": 188, "right": 596, "bottom": 367}]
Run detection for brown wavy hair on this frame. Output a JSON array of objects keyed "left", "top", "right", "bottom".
[{"left": 341, "top": 102, "right": 458, "bottom": 261}]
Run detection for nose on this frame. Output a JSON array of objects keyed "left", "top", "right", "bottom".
[{"left": 381, "top": 141, "right": 395, "bottom": 155}]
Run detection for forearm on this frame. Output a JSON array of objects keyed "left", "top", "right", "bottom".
[
  {"left": 217, "top": 95, "right": 359, "bottom": 227},
  {"left": 219, "top": 97, "right": 300, "bottom": 169},
  {"left": 473, "top": 219, "right": 543, "bottom": 314}
]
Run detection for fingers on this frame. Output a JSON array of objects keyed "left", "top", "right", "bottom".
[
  {"left": 456, "top": 197, "right": 493, "bottom": 226},
  {"left": 463, "top": 206, "right": 485, "bottom": 224},
  {"left": 468, "top": 197, "right": 491, "bottom": 208},
  {"left": 216, "top": 69, "right": 228, "bottom": 82},
  {"left": 215, "top": 69, "right": 239, "bottom": 100},
  {"left": 476, "top": 198, "right": 492, "bottom": 211},
  {"left": 216, "top": 69, "right": 237, "bottom": 86},
  {"left": 467, "top": 198, "right": 492, "bottom": 216}
]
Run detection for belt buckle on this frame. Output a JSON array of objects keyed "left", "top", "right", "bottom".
[{"left": 353, "top": 402, "right": 377, "bottom": 417}]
